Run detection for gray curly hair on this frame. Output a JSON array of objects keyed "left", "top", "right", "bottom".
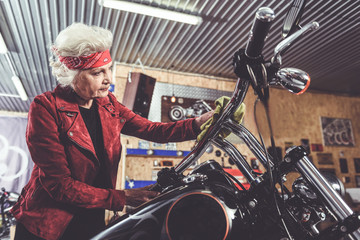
[{"left": 50, "top": 23, "right": 113, "bottom": 87}]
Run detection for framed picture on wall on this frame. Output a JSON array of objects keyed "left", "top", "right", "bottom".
[
  {"left": 320, "top": 117, "right": 355, "bottom": 147},
  {"left": 355, "top": 176, "right": 360, "bottom": 188},
  {"left": 354, "top": 158, "right": 360, "bottom": 173},
  {"left": 317, "top": 153, "right": 334, "bottom": 165},
  {"left": 319, "top": 168, "right": 336, "bottom": 176},
  {"left": 311, "top": 143, "right": 323, "bottom": 152},
  {"left": 339, "top": 158, "right": 348, "bottom": 173}
]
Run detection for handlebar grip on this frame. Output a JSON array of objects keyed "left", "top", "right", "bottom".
[{"left": 245, "top": 7, "right": 275, "bottom": 58}]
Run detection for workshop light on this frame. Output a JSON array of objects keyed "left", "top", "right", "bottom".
[
  {"left": 0, "top": 33, "right": 8, "bottom": 54},
  {"left": 98, "top": 0, "right": 202, "bottom": 25},
  {"left": 11, "top": 76, "right": 28, "bottom": 101},
  {"left": 0, "top": 33, "right": 28, "bottom": 101}
]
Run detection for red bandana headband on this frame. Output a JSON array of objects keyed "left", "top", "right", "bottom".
[{"left": 58, "top": 49, "right": 112, "bottom": 70}]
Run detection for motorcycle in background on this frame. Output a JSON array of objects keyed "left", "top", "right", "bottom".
[
  {"left": 93, "top": 0, "right": 360, "bottom": 239},
  {"left": 0, "top": 188, "right": 18, "bottom": 239},
  {"left": 169, "top": 99, "right": 212, "bottom": 121}
]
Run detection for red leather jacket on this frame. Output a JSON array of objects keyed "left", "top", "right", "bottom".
[{"left": 10, "top": 85, "right": 198, "bottom": 240}]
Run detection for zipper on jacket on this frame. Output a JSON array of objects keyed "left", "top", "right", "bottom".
[{"left": 68, "top": 137, "right": 100, "bottom": 166}]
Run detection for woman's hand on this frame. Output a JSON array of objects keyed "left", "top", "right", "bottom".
[
  {"left": 124, "top": 185, "right": 160, "bottom": 207},
  {"left": 194, "top": 110, "right": 214, "bottom": 131}
]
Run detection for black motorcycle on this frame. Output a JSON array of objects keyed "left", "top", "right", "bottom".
[
  {"left": 93, "top": 1, "right": 360, "bottom": 239},
  {"left": 0, "top": 188, "right": 19, "bottom": 239}
]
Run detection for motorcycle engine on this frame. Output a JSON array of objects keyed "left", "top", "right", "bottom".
[
  {"left": 286, "top": 174, "right": 345, "bottom": 236},
  {"left": 169, "top": 100, "right": 210, "bottom": 121}
]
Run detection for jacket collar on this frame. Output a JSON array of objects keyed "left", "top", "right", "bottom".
[{"left": 54, "top": 85, "right": 80, "bottom": 112}]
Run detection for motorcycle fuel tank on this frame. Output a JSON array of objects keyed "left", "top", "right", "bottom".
[{"left": 92, "top": 175, "right": 252, "bottom": 240}]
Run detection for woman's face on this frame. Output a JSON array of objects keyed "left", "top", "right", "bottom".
[{"left": 72, "top": 62, "right": 113, "bottom": 101}]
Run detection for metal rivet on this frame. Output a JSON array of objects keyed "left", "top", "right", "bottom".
[
  {"left": 120, "top": 119, "right": 125, "bottom": 123},
  {"left": 69, "top": 132, "right": 73, "bottom": 136},
  {"left": 248, "top": 200, "right": 257, "bottom": 209},
  {"left": 66, "top": 113, "right": 74, "bottom": 117}
]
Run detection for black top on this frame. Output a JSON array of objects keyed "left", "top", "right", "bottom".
[
  {"left": 64, "top": 103, "right": 109, "bottom": 239},
  {"left": 79, "top": 103, "right": 104, "bottom": 160},
  {"left": 79, "top": 103, "right": 109, "bottom": 189}
]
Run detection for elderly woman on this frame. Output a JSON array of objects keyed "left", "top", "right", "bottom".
[{"left": 11, "top": 23, "right": 212, "bottom": 240}]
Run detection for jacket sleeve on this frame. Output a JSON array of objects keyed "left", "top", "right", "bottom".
[
  {"left": 120, "top": 105, "right": 199, "bottom": 143},
  {"left": 26, "top": 96, "right": 125, "bottom": 211}
]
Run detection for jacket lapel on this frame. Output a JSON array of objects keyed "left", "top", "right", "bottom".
[
  {"left": 95, "top": 94, "right": 125, "bottom": 164},
  {"left": 96, "top": 96, "right": 120, "bottom": 152},
  {"left": 54, "top": 86, "right": 97, "bottom": 160}
]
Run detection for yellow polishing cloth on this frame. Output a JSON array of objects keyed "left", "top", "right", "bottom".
[{"left": 197, "top": 96, "right": 246, "bottom": 142}]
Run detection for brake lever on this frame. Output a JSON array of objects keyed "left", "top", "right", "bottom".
[{"left": 272, "top": 21, "right": 320, "bottom": 65}]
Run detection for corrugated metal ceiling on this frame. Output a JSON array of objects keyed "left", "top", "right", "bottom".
[{"left": 0, "top": 0, "right": 359, "bottom": 112}]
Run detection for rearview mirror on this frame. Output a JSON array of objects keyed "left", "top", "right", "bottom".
[{"left": 270, "top": 68, "right": 310, "bottom": 95}]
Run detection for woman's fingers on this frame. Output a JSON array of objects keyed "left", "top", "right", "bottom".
[{"left": 124, "top": 187, "right": 160, "bottom": 207}]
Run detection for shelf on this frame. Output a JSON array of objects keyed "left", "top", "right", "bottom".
[
  {"left": 152, "top": 167, "right": 194, "bottom": 170},
  {"left": 126, "top": 148, "right": 191, "bottom": 157}
]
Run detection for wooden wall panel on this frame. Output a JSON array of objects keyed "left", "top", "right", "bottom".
[
  {"left": 242, "top": 86, "right": 360, "bottom": 188},
  {"left": 113, "top": 64, "right": 360, "bottom": 189},
  {"left": 119, "top": 138, "right": 266, "bottom": 185}
]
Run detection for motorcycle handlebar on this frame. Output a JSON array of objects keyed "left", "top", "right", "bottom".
[{"left": 245, "top": 7, "right": 275, "bottom": 58}]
